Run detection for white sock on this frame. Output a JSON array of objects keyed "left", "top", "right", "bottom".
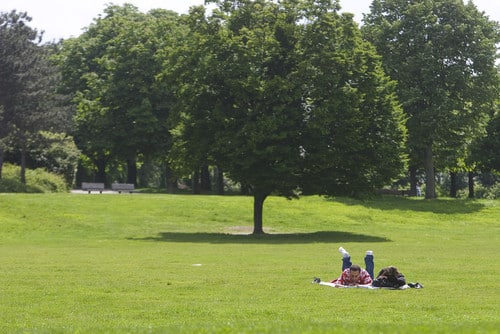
[{"left": 338, "top": 247, "right": 350, "bottom": 258}]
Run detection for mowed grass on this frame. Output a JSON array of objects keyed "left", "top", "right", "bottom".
[{"left": 0, "top": 193, "right": 498, "bottom": 333}]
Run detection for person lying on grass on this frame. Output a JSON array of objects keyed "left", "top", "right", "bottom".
[
  {"left": 313, "top": 247, "right": 422, "bottom": 289},
  {"left": 330, "top": 264, "right": 373, "bottom": 286},
  {"left": 372, "top": 266, "right": 406, "bottom": 288},
  {"left": 313, "top": 246, "right": 373, "bottom": 286}
]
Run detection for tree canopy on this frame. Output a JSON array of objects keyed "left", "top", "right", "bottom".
[
  {"left": 362, "top": 0, "right": 500, "bottom": 198},
  {"left": 57, "top": 5, "right": 180, "bottom": 184},
  {"left": 0, "top": 10, "right": 72, "bottom": 182}
]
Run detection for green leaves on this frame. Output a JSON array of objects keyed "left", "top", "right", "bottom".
[
  {"left": 58, "top": 1, "right": 408, "bottom": 228},
  {"left": 363, "top": 0, "right": 500, "bottom": 197},
  {"left": 172, "top": 0, "right": 406, "bottom": 203},
  {"left": 58, "top": 5, "right": 181, "bottom": 177},
  {"left": 0, "top": 10, "right": 73, "bottom": 183}
]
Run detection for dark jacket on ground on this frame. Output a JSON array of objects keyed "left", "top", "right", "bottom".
[{"left": 371, "top": 268, "right": 406, "bottom": 288}]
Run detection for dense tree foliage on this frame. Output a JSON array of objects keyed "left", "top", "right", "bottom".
[
  {"left": 0, "top": 11, "right": 73, "bottom": 183},
  {"left": 0, "top": 10, "right": 40, "bottom": 180},
  {"left": 296, "top": 1, "right": 407, "bottom": 198},
  {"left": 472, "top": 105, "right": 500, "bottom": 173},
  {"left": 362, "top": 0, "right": 500, "bottom": 198},
  {"left": 57, "top": 5, "right": 179, "bottom": 185},
  {"left": 31, "top": 131, "right": 81, "bottom": 185}
]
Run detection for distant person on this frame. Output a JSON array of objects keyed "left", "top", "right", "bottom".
[{"left": 416, "top": 183, "right": 422, "bottom": 196}]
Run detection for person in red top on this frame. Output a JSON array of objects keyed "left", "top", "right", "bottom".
[
  {"left": 312, "top": 246, "right": 374, "bottom": 286},
  {"left": 330, "top": 264, "right": 373, "bottom": 286}
]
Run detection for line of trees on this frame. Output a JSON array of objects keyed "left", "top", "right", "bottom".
[
  {"left": 1, "top": 0, "right": 499, "bottom": 233},
  {"left": 363, "top": 0, "right": 499, "bottom": 199}
]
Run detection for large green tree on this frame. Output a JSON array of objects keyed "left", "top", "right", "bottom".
[
  {"left": 0, "top": 11, "right": 72, "bottom": 183},
  {"left": 170, "top": 0, "right": 406, "bottom": 233},
  {"left": 159, "top": 5, "right": 213, "bottom": 191},
  {"left": 0, "top": 10, "right": 41, "bottom": 179},
  {"left": 296, "top": 1, "right": 406, "bottom": 197},
  {"left": 363, "top": 0, "right": 500, "bottom": 198}
]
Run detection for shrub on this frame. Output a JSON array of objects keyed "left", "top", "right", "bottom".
[
  {"left": 31, "top": 131, "right": 81, "bottom": 186},
  {"left": 472, "top": 182, "right": 500, "bottom": 199},
  {"left": 0, "top": 163, "right": 68, "bottom": 193},
  {"left": 457, "top": 182, "right": 500, "bottom": 199}
]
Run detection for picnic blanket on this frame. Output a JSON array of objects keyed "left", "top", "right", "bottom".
[{"left": 316, "top": 281, "right": 422, "bottom": 290}]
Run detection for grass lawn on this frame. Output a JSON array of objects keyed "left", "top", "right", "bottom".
[{"left": 0, "top": 193, "right": 498, "bottom": 333}]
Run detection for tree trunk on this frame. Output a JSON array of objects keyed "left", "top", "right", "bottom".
[
  {"left": 468, "top": 172, "right": 475, "bottom": 199},
  {"left": 0, "top": 146, "right": 4, "bottom": 179},
  {"left": 95, "top": 156, "right": 107, "bottom": 184},
  {"left": 127, "top": 157, "right": 137, "bottom": 185},
  {"left": 216, "top": 165, "right": 224, "bottom": 195},
  {"left": 20, "top": 148, "right": 26, "bottom": 184},
  {"left": 424, "top": 145, "right": 436, "bottom": 199},
  {"left": 201, "top": 164, "right": 211, "bottom": 191},
  {"left": 75, "top": 161, "right": 84, "bottom": 188},
  {"left": 409, "top": 166, "right": 417, "bottom": 196},
  {"left": 164, "top": 163, "right": 177, "bottom": 194},
  {"left": 253, "top": 192, "right": 268, "bottom": 234},
  {"left": 192, "top": 169, "right": 201, "bottom": 194},
  {"left": 450, "top": 172, "right": 457, "bottom": 198}
]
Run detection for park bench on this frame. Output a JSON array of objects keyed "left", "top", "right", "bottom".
[
  {"left": 111, "top": 183, "right": 135, "bottom": 193},
  {"left": 81, "top": 182, "right": 105, "bottom": 194}
]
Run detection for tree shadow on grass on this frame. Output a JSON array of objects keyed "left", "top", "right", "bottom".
[
  {"left": 330, "top": 196, "right": 485, "bottom": 214},
  {"left": 129, "top": 231, "right": 390, "bottom": 244}
]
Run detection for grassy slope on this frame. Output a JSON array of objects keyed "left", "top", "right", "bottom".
[{"left": 0, "top": 194, "right": 498, "bottom": 333}]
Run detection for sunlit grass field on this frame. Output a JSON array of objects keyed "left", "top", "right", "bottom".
[{"left": 0, "top": 193, "right": 498, "bottom": 333}]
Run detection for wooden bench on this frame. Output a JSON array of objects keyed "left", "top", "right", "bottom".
[
  {"left": 81, "top": 182, "right": 105, "bottom": 194},
  {"left": 111, "top": 183, "right": 135, "bottom": 193}
]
